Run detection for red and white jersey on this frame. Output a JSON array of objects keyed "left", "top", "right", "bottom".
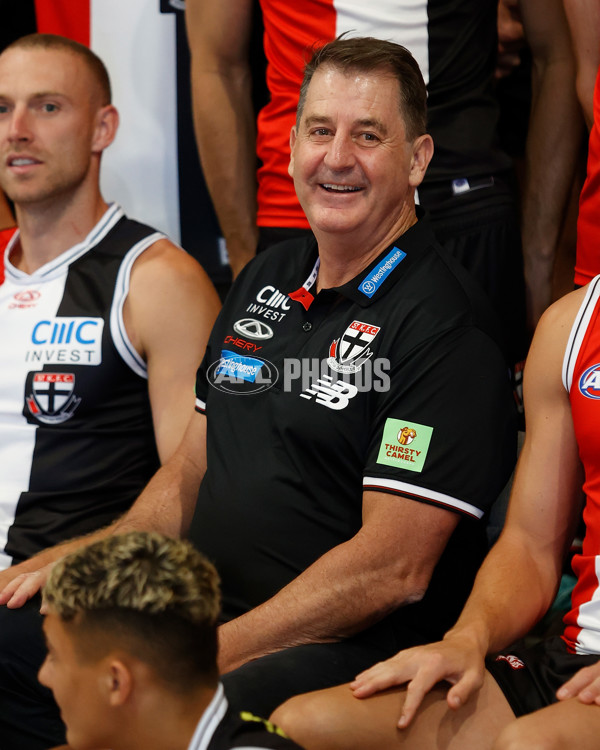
[
  {"left": 574, "top": 69, "right": 600, "bottom": 286},
  {"left": 562, "top": 275, "right": 600, "bottom": 654},
  {"left": 257, "top": 0, "right": 506, "bottom": 228}
]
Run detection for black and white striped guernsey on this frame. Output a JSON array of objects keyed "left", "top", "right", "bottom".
[{"left": 0, "top": 204, "right": 162, "bottom": 568}]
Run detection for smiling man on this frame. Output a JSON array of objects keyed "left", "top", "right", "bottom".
[
  {"left": 1, "top": 37, "right": 516, "bottom": 729},
  {"left": 158, "top": 36, "right": 516, "bottom": 717}
]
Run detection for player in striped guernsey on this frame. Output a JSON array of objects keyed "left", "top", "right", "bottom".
[{"left": 0, "top": 33, "right": 220, "bottom": 749}]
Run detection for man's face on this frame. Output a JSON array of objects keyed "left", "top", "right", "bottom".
[
  {"left": 0, "top": 47, "right": 104, "bottom": 207},
  {"left": 289, "top": 65, "right": 426, "bottom": 247},
  {"left": 38, "top": 613, "right": 112, "bottom": 750}
]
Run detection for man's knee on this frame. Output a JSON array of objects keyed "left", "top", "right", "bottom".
[
  {"left": 493, "top": 714, "right": 563, "bottom": 750},
  {"left": 271, "top": 689, "right": 346, "bottom": 750},
  {"left": 271, "top": 692, "right": 322, "bottom": 743}
]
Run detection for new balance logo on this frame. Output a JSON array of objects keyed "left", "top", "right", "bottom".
[{"left": 300, "top": 375, "right": 358, "bottom": 410}]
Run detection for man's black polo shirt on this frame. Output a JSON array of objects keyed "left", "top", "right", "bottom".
[{"left": 191, "top": 218, "right": 516, "bottom": 636}]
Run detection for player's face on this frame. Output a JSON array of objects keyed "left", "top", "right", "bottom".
[
  {"left": 0, "top": 47, "right": 106, "bottom": 207},
  {"left": 38, "top": 613, "right": 112, "bottom": 750},
  {"left": 289, "top": 66, "right": 430, "bottom": 250}
]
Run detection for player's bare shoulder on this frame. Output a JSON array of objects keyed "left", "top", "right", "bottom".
[
  {"left": 525, "top": 285, "right": 589, "bottom": 389},
  {"left": 535, "top": 285, "right": 588, "bottom": 347},
  {"left": 130, "top": 236, "right": 220, "bottom": 303},
  {"left": 124, "top": 236, "right": 221, "bottom": 362}
]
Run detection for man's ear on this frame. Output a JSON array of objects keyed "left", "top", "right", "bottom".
[
  {"left": 288, "top": 125, "right": 297, "bottom": 178},
  {"left": 103, "top": 658, "right": 133, "bottom": 707},
  {"left": 92, "top": 105, "right": 119, "bottom": 154},
  {"left": 408, "top": 133, "right": 434, "bottom": 188}
]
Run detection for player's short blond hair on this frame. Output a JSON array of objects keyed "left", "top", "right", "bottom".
[
  {"left": 44, "top": 531, "right": 221, "bottom": 690},
  {"left": 3, "top": 33, "right": 112, "bottom": 106}
]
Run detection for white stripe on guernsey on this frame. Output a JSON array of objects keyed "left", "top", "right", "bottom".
[
  {"left": 363, "top": 476, "right": 484, "bottom": 519},
  {"left": 92, "top": 0, "right": 181, "bottom": 242},
  {"left": 187, "top": 683, "right": 228, "bottom": 750},
  {"left": 110, "top": 233, "right": 166, "bottom": 379},
  {"left": 0, "top": 259, "right": 70, "bottom": 569},
  {"left": 562, "top": 275, "right": 600, "bottom": 393},
  {"left": 574, "top": 556, "right": 600, "bottom": 655},
  {"left": 4, "top": 205, "right": 124, "bottom": 285},
  {"left": 334, "top": 0, "right": 430, "bottom": 85},
  {"left": 196, "top": 398, "right": 207, "bottom": 412}
]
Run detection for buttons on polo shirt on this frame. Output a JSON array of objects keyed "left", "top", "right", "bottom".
[{"left": 303, "top": 322, "right": 312, "bottom": 332}]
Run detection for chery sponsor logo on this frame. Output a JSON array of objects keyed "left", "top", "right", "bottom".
[
  {"left": 233, "top": 318, "right": 274, "bottom": 341},
  {"left": 10, "top": 289, "right": 41, "bottom": 309}
]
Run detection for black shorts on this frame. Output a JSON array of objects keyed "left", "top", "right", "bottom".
[
  {"left": 486, "top": 635, "right": 600, "bottom": 717},
  {"left": 418, "top": 175, "right": 527, "bottom": 365}
]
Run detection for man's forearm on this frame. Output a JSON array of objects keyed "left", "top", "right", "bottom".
[
  {"left": 217, "top": 534, "right": 439, "bottom": 674},
  {"left": 190, "top": 65, "right": 258, "bottom": 277},
  {"left": 444, "top": 528, "right": 562, "bottom": 656},
  {"left": 0, "top": 445, "right": 203, "bottom": 600},
  {"left": 521, "top": 6, "right": 583, "bottom": 330}
]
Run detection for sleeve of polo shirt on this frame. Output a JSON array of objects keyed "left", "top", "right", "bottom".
[
  {"left": 363, "top": 326, "right": 517, "bottom": 520},
  {"left": 194, "top": 339, "right": 213, "bottom": 414}
]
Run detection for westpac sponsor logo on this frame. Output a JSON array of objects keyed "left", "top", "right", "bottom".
[
  {"left": 358, "top": 246, "right": 406, "bottom": 298},
  {"left": 25, "top": 317, "right": 103, "bottom": 365}
]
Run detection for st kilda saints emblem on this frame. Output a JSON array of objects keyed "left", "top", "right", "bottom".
[
  {"left": 24, "top": 372, "right": 82, "bottom": 425},
  {"left": 327, "top": 320, "right": 380, "bottom": 374}
]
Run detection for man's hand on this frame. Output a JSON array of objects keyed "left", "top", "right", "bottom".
[
  {"left": 557, "top": 661, "right": 600, "bottom": 705},
  {"left": 349, "top": 634, "right": 487, "bottom": 728},
  {"left": 0, "top": 563, "right": 54, "bottom": 608}
]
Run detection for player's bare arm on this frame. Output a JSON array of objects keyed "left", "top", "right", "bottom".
[
  {"left": 186, "top": 0, "right": 258, "bottom": 277},
  {"left": 519, "top": 0, "right": 582, "bottom": 331}
]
